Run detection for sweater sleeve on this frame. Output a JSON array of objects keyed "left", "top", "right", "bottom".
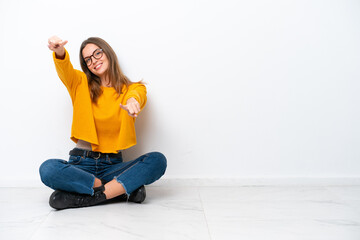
[
  {"left": 53, "top": 49, "right": 84, "bottom": 102},
  {"left": 125, "top": 83, "right": 147, "bottom": 110}
]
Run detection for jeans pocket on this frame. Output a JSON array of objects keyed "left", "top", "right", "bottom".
[{"left": 68, "top": 155, "right": 83, "bottom": 165}]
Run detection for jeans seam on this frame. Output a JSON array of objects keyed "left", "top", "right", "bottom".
[{"left": 102, "top": 160, "right": 141, "bottom": 180}]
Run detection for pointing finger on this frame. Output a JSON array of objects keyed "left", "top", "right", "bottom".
[
  {"left": 60, "top": 40, "right": 68, "bottom": 47},
  {"left": 120, "top": 103, "right": 126, "bottom": 109},
  {"left": 120, "top": 104, "right": 129, "bottom": 112}
]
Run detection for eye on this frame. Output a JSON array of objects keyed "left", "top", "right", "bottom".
[
  {"left": 84, "top": 58, "right": 91, "bottom": 65},
  {"left": 95, "top": 50, "right": 102, "bottom": 57}
]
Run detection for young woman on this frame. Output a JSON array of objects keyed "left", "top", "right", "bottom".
[{"left": 39, "top": 36, "right": 167, "bottom": 210}]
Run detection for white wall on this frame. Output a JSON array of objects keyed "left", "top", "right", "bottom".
[{"left": 0, "top": 0, "right": 359, "bottom": 186}]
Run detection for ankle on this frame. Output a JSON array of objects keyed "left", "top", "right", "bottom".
[
  {"left": 93, "top": 178, "right": 103, "bottom": 188},
  {"left": 104, "top": 180, "right": 126, "bottom": 200}
]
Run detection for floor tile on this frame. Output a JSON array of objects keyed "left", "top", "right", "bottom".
[
  {"left": 199, "top": 186, "right": 339, "bottom": 202},
  {"left": 30, "top": 187, "right": 210, "bottom": 240},
  {"left": 203, "top": 199, "right": 360, "bottom": 220},
  {"left": 326, "top": 186, "right": 360, "bottom": 200},
  {"left": 1, "top": 186, "right": 360, "bottom": 240},
  {"left": 206, "top": 219, "right": 360, "bottom": 240},
  {"left": 0, "top": 188, "right": 52, "bottom": 240}
]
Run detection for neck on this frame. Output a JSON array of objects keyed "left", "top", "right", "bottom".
[{"left": 101, "top": 74, "right": 111, "bottom": 87}]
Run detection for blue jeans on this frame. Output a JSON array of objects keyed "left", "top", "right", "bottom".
[{"left": 39, "top": 149, "right": 167, "bottom": 196}]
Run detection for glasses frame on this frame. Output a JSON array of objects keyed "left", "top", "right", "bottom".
[{"left": 84, "top": 48, "right": 104, "bottom": 66}]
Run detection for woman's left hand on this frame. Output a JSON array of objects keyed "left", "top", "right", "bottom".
[{"left": 120, "top": 98, "right": 141, "bottom": 118}]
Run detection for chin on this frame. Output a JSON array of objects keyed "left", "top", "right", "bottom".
[
  {"left": 97, "top": 68, "right": 108, "bottom": 76},
  {"left": 91, "top": 70, "right": 104, "bottom": 77}
]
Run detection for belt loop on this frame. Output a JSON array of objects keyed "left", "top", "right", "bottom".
[
  {"left": 83, "top": 150, "right": 87, "bottom": 158},
  {"left": 93, "top": 152, "right": 101, "bottom": 160}
]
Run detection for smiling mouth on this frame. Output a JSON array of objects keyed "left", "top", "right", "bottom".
[{"left": 94, "top": 63, "right": 102, "bottom": 70}]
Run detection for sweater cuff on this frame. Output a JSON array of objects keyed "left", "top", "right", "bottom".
[{"left": 52, "top": 49, "right": 69, "bottom": 62}]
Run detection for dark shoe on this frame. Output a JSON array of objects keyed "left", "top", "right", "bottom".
[
  {"left": 111, "top": 193, "right": 128, "bottom": 202},
  {"left": 49, "top": 189, "right": 107, "bottom": 210},
  {"left": 93, "top": 185, "right": 105, "bottom": 193},
  {"left": 128, "top": 185, "right": 146, "bottom": 203}
]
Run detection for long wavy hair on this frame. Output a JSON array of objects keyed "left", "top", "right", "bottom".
[{"left": 79, "top": 37, "right": 132, "bottom": 103}]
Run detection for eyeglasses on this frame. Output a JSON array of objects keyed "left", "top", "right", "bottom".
[{"left": 84, "top": 48, "right": 103, "bottom": 66}]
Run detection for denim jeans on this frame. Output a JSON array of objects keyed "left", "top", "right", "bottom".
[{"left": 39, "top": 149, "right": 167, "bottom": 196}]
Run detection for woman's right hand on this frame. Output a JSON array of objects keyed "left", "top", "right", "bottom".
[{"left": 48, "top": 36, "right": 68, "bottom": 59}]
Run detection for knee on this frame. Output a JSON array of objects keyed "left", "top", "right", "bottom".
[
  {"left": 147, "top": 152, "right": 167, "bottom": 174},
  {"left": 39, "top": 159, "right": 66, "bottom": 186}
]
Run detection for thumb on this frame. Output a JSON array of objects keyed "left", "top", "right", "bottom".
[{"left": 120, "top": 103, "right": 128, "bottom": 110}]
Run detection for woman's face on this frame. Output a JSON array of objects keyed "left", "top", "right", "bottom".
[{"left": 82, "top": 43, "right": 109, "bottom": 78}]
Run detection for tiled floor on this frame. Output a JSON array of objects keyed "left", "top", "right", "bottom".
[{"left": 1, "top": 186, "right": 360, "bottom": 240}]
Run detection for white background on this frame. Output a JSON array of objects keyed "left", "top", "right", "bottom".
[{"left": 0, "top": 0, "right": 359, "bottom": 186}]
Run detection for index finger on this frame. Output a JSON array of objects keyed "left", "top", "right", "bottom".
[{"left": 60, "top": 40, "right": 68, "bottom": 47}]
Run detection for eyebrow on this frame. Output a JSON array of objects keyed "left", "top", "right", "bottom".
[
  {"left": 83, "top": 53, "right": 92, "bottom": 59},
  {"left": 83, "top": 48, "right": 100, "bottom": 59}
]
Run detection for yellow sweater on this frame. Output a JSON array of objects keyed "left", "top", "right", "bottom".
[{"left": 53, "top": 50, "right": 147, "bottom": 153}]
